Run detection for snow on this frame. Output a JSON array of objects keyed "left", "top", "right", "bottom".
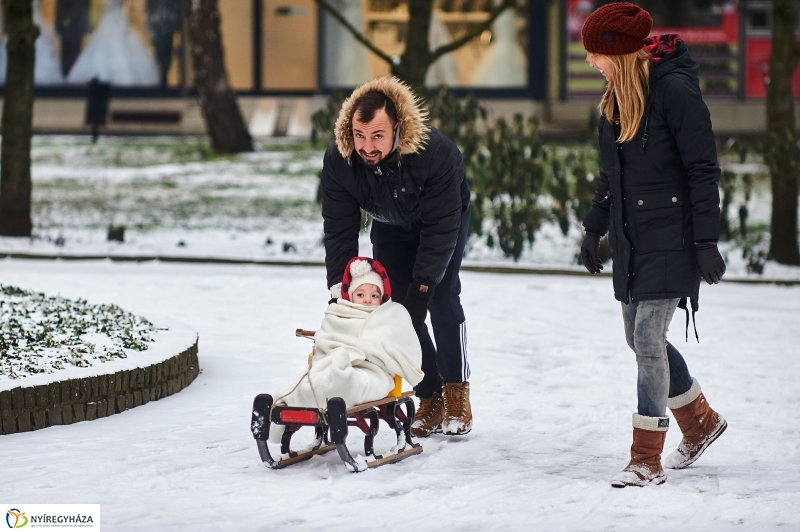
[
  {"left": 0, "top": 316, "right": 196, "bottom": 391},
  {"left": 1, "top": 258, "right": 798, "bottom": 530},
  {"left": 0, "top": 283, "right": 184, "bottom": 383},
  {"left": 3, "top": 135, "right": 798, "bottom": 283}
]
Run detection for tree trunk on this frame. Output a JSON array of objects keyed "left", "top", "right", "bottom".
[
  {"left": 766, "top": 0, "right": 800, "bottom": 265},
  {"left": 392, "top": 0, "right": 434, "bottom": 90},
  {"left": 0, "top": 0, "right": 38, "bottom": 237},
  {"left": 186, "top": 0, "right": 253, "bottom": 154}
]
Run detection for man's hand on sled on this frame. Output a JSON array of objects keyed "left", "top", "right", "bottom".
[
  {"left": 695, "top": 241, "right": 726, "bottom": 284},
  {"left": 400, "top": 278, "right": 435, "bottom": 325},
  {"left": 581, "top": 231, "right": 604, "bottom": 274}
]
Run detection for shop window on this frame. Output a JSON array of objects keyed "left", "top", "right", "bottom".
[
  {"left": 320, "top": 0, "right": 529, "bottom": 89},
  {"left": 0, "top": 0, "right": 186, "bottom": 88},
  {"left": 261, "top": 0, "right": 318, "bottom": 90},
  {"left": 219, "top": 0, "right": 254, "bottom": 91},
  {"left": 743, "top": 0, "right": 800, "bottom": 98},
  {"left": 566, "top": 0, "right": 739, "bottom": 99}
]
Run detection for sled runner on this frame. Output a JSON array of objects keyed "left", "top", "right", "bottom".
[{"left": 250, "top": 329, "right": 422, "bottom": 472}]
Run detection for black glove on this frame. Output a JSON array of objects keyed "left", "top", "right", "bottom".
[
  {"left": 695, "top": 241, "right": 726, "bottom": 284},
  {"left": 581, "top": 231, "right": 604, "bottom": 274},
  {"left": 399, "top": 278, "right": 436, "bottom": 326}
]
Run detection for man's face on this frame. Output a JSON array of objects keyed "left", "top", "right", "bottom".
[{"left": 352, "top": 108, "right": 397, "bottom": 166}]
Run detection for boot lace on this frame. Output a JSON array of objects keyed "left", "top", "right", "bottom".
[
  {"left": 443, "top": 384, "right": 468, "bottom": 418},
  {"left": 416, "top": 394, "right": 442, "bottom": 423}
]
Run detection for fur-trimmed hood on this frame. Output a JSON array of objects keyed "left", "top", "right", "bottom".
[{"left": 334, "top": 76, "right": 429, "bottom": 163}]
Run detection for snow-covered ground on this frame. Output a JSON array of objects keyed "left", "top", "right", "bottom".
[
  {"left": 1, "top": 258, "right": 798, "bottom": 531},
  {"left": 2, "top": 135, "right": 798, "bottom": 281}
]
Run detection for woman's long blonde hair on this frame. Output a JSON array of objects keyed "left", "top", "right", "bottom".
[{"left": 594, "top": 48, "right": 651, "bottom": 143}]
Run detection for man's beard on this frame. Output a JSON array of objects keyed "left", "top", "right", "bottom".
[{"left": 358, "top": 149, "right": 383, "bottom": 166}]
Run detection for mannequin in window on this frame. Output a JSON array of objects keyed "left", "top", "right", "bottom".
[{"left": 55, "top": 0, "right": 90, "bottom": 77}]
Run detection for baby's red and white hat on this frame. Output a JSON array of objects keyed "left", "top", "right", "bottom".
[{"left": 341, "top": 257, "right": 392, "bottom": 303}]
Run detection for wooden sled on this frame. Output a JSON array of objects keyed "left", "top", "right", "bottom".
[{"left": 249, "top": 329, "right": 422, "bottom": 472}]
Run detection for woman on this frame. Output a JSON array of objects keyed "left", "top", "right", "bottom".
[{"left": 579, "top": 2, "right": 727, "bottom": 488}]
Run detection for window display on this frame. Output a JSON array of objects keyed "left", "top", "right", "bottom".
[
  {"left": 321, "top": 0, "right": 529, "bottom": 89},
  {"left": 0, "top": 0, "right": 183, "bottom": 88}
]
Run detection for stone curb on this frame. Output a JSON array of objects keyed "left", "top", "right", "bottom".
[{"left": 0, "top": 340, "right": 200, "bottom": 435}]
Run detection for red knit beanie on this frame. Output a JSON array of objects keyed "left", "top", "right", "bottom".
[{"left": 581, "top": 2, "right": 653, "bottom": 56}]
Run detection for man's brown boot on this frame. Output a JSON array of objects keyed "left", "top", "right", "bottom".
[
  {"left": 411, "top": 392, "right": 444, "bottom": 437},
  {"left": 664, "top": 379, "right": 727, "bottom": 469},
  {"left": 611, "top": 414, "right": 669, "bottom": 487},
  {"left": 442, "top": 381, "right": 472, "bottom": 435}
]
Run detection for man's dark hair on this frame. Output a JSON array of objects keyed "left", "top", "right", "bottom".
[{"left": 351, "top": 91, "right": 397, "bottom": 124}]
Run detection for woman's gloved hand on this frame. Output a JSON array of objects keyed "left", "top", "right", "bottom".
[
  {"left": 581, "top": 231, "right": 604, "bottom": 274},
  {"left": 399, "top": 278, "right": 435, "bottom": 326},
  {"left": 695, "top": 241, "right": 726, "bottom": 284}
]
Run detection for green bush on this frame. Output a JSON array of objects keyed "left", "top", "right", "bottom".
[
  {"left": 472, "top": 115, "right": 549, "bottom": 261},
  {"left": 311, "top": 91, "right": 346, "bottom": 147}
]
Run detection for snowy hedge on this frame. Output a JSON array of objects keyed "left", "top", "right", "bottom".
[{"left": 0, "top": 285, "right": 156, "bottom": 379}]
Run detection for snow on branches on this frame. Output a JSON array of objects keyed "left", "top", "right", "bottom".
[{"left": 0, "top": 285, "right": 158, "bottom": 379}]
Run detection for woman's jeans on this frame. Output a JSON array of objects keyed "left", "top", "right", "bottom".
[{"left": 621, "top": 299, "right": 694, "bottom": 417}]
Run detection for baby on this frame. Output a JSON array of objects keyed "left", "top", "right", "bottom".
[{"left": 272, "top": 256, "right": 423, "bottom": 414}]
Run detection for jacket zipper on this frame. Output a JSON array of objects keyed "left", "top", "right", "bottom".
[{"left": 640, "top": 103, "right": 651, "bottom": 151}]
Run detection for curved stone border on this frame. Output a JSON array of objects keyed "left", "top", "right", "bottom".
[{"left": 0, "top": 339, "right": 199, "bottom": 435}]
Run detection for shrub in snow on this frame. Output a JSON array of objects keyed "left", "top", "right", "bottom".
[{"left": 0, "top": 285, "right": 157, "bottom": 379}]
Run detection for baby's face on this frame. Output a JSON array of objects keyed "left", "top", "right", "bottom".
[{"left": 352, "top": 284, "right": 382, "bottom": 306}]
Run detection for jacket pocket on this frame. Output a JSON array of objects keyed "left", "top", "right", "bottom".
[
  {"left": 393, "top": 185, "right": 421, "bottom": 219},
  {"left": 631, "top": 192, "right": 684, "bottom": 254}
]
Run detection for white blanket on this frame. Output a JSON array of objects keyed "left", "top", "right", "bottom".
[{"left": 275, "top": 295, "right": 423, "bottom": 410}]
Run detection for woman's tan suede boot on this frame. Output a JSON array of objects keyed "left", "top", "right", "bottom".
[
  {"left": 410, "top": 392, "right": 444, "bottom": 437},
  {"left": 664, "top": 379, "right": 727, "bottom": 469},
  {"left": 611, "top": 414, "right": 669, "bottom": 487}
]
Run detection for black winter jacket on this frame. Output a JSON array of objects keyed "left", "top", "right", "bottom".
[
  {"left": 321, "top": 126, "right": 469, "bottom": 288},
  {"left": 582, "top": 35, "right": 721, "bottom": 310}
]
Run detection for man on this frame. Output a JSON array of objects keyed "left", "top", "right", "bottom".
[{"left": 321, "top": 76, "right": 472, "bottom": 436}]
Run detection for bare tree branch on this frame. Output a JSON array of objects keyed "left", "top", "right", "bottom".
[
  {"left": 429, "top": 0, "right": 517, "bottom": 63},
  {"left": 312, "top": 0, "right": 394, "bottom": 65}
]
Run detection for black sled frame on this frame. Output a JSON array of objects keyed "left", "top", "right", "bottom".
[{"left": 250, "top": 392, "right": 422, "bottom": 472}]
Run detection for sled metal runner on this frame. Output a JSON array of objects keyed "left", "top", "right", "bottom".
[{"left": 250, "top": 391, "right": 422, "bottom": 472}]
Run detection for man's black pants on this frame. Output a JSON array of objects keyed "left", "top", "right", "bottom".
[{"left": 371, "top": 204, "right": 470, "bottom": 398}]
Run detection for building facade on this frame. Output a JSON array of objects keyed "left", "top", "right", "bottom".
[{"left": 0, "top": 0, "right": 798, "bottom": 136}]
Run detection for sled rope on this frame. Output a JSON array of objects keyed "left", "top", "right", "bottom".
[{"left": 272, "top": 344, "right": 325, "bottom": 420}]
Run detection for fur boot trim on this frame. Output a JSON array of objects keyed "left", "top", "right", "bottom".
[
  {"left": 632, "top": 413, "right": 670, "bottom": 432},
  {"left": 334, "top": 76, "right": 429, "bottom": 163},
  {"left": 667, "top": 378, "right": 701, "bottom": 410}
]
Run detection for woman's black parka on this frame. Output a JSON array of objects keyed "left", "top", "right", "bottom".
[{"left": 582, "top": 35, "right": 722, "bottom": 311}]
